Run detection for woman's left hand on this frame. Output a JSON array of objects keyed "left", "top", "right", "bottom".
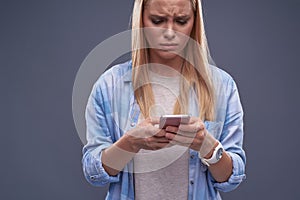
[{"left": 164, "top": 117, "right": 216, "bottom": 152}]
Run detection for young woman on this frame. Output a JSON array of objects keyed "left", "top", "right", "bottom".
[{"left": 82, "top": 0, "right": 246, "bottom": 199}]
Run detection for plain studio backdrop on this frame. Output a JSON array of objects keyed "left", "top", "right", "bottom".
[{"left": 1, "top": 0, "right": 299, "bottom": 199}]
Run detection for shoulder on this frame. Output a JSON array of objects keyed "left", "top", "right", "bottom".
[
  {"left": 89, "top": 60, "right": 132, "bottom": 101},
  {"left": 209, "top": 65, "right": 238, "bottom": 92},
  {"left": 209, "top": 65, "right": 243, "bottom": 122},
  {"left": 209, "top": 65, "right": 234, "bottom": 84},
  {"left": 94, "top": 60, "right": 132, "bottom": 88},
  {"left": 105, "top": 60, "right": 132, "bottom": 77}
]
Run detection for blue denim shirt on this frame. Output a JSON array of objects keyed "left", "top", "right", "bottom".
[{"left": 82, "top": 60, "right": 246, "bottom": 200}]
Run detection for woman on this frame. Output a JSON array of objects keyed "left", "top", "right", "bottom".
[{"left": 82, "top": 0, "right": 246, "bottom": 199}]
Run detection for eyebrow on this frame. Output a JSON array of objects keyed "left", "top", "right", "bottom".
[{"left": 149, "top": 14, "right": 191, "bottom": 19}]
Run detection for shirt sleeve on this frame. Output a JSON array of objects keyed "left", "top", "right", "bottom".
[
  {"left": 81, "top": 81, "right": 120, "bottom": 187},
  {"left": 211, "top": 78, "right": 246, "bottom": 192}
]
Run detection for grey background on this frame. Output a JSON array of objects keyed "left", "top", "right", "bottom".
[{"left": 1, "top": 0, "right": 299, "bottom": 199}]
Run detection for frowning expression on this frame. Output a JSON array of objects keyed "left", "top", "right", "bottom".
[{"left": 143, "top": 0, "right": 195, "bottom": 61}]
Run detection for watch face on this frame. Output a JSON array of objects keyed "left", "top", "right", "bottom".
[{"left": 216, "top": 148, "right": 223, "bottom": 160}]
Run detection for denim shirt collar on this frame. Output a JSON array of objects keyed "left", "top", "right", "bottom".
[{"left": 123, "top": 60, "right": 133, "bottom": 83}]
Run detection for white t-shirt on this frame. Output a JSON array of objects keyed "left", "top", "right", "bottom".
[{"left": 134, "top": 70, "right": 189, "bottom": 200}]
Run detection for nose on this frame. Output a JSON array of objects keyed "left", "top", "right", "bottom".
[{"left": 163, "top": 27, "right": 176, "bottom": 40}]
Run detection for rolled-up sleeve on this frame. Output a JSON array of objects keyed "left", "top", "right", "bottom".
[
  {"left": 82, "top": 80, "right": 120, "bottom": 187},
  {"left": 212, "top": 78, "right": 246, "bottom": 192},
  {"left": 213, "top": 151, "right": 246, "bottom": 192},
  {"left": 82, "top": 147, "right": 120, "bottom": 186}
]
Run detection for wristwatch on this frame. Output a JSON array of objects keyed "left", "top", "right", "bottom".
[{"left": 199, "top": 142, "right": 224, "bottom": 166}]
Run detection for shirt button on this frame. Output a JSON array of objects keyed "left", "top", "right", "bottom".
[
  {"left": 130, "top": 122, "right": 136, "bottom": 127},
  {"left": 190, "top": 155, "right": 195, "bottom": 159},
  {"left": 190, "top": 180, "right": 194, "bottom": 185},
  {"left": 90, "top": 176, "right": 96, "bottom": 180}
]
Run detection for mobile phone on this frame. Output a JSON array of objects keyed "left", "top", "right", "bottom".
[{"left": 159, "top": 114, "right": 191, "bottom": 129}]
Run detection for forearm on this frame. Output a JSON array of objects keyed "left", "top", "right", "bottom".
[
  {"left": 102, "top": 134, "right": 140, "bottom": 176},
  {"left": 207, "top": 151, "right": 233, "bottom": 183},
  {"left": 200, "top": 132, "right": 233, "bottom": 183},
  {"left": 102, "top": 119, "right": 168, "bottom": 176}
]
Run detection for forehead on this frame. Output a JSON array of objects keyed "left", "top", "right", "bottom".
[{"left": 144, "top": 0, "right": 193, "bottom": 16}]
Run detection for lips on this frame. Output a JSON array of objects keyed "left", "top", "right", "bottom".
[{"left": 159, "top": 43, "right": 179, "bottom": 51}]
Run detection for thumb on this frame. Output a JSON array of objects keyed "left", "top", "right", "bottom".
[{"left": 149, "top": 117, "right": 160, "bottom": 125}]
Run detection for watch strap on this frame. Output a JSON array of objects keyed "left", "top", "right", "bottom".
[{"left": 199, "top": 142, "right": 224, "bottom": 166}]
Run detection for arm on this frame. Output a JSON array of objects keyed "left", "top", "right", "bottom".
[
  {"left": 210, "top": 78, "right": 246, "bottom": 192},
  {"left": 82, "top": 80, "right": 170, "bottom": 184},
  {"left": 102, "top": 118, "right": 170, "bottom": 176},
  {"left": 165, "top": 78, "right": 246, "bottom": 191},
  {"left": 82, "top": 83, "right": 120, "bottom": 186},
  {"left": 165, "top": 120, "right": 234, "bottom": 183},
  {"left": 203, "top": 142, "right": 233, "bottom": 183},
  {"left": 101, "top": 134, "right": 138, "bottom": 176}
]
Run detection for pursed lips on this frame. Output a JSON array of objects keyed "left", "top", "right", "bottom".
[
  {"left": 160, "top": 43, "right": 178, "bottom": 46},
  {"left": 159, "top": 43, "right": 178, "bottom": 50}
]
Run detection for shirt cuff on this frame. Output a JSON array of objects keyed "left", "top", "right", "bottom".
[
  {"left": 82, "top": 145, "right": 120, "bottom": 186},
  {"left": 213, "top": 151, "right": 246, "bottom": 192}
]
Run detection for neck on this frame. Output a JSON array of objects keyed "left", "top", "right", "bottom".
[{"left": 148, "top": 53, "right": 184, "bottom": 77}]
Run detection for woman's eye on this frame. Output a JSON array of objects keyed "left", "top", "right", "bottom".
[
  {"left": 151, "top": 19, "right": 163, "bottom": 25},
  {"left": 176, "top": 20, "right": 188, "bottom": 25}
]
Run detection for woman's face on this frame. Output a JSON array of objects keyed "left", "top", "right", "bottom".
[{"left": 143, "top": 0, "right": 195, "bottom": 61}]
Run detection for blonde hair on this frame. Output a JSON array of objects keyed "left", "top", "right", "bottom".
[{"left": 131, "top": 0, "right": 215, "bottom": 121}]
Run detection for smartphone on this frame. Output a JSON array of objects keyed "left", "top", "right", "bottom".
[{"left": 159, "top": 114, "right": 191, "bottom": 129}]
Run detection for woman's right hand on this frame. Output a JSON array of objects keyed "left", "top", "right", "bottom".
[
  {"left": 102, "top": 117, "right": 170, "bottom": 176},
  {"left": 124, "top": 117, "right": 170, "bottom": 152}
]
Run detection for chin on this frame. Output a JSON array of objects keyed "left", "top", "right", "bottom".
[{"left": 156, "top": 50, "right": 180, "bottom": 60}]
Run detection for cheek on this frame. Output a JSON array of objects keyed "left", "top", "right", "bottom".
[
  {"left": 142, "top": 15, "right": 151, "bottom": 28},
  {"left": 144, "top": 28, "right": 161, "bottom": 47},
  {"left": 142, "top": 17, "right": 160, "bottom": 47},
  {"left": 177, "top": 22, "right": 194, "bottom": 45},
  {"left": 177, "top": 32, "right": 191, "bottom": 46},
  {"left": 183, "top": 20, "right": 194, "bottom": 36}
]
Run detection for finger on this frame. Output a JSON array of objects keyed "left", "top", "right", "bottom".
[
  {"left": 149, "top": 117, "right": 160, "bottom": 125},
  {"left": 187, "top": 116, "right": 200, "bottom": 124},
  {"left": 179, "top": 121, "right": 204, "bottom": 133},
  {"left": 153, "top": 129, "right": 167, "bottom": 137},
  {"left": 165, "top": 126, "right": 199, "bottom": 138},
  {"left": 144, "top": 138, "right": 171, "bottom": 150},
  {"left": 165, "top": 132, "right": 194, "bottom": 145},
  {"left": 145, "top": 135, "right": 170, "bottom": 144},
  {"left": 154, "top": 137, "right": 171, "bottom": 143},
  {"left": 165, "top": 126, "right": 179, "bottom": 134},
  {"left": 177, "top": 130, "right": 198, "bottom": 138}
]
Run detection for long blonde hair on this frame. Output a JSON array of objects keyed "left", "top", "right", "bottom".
[{"left": 131, "top": 0, "right": 215, "bottom": 121}]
